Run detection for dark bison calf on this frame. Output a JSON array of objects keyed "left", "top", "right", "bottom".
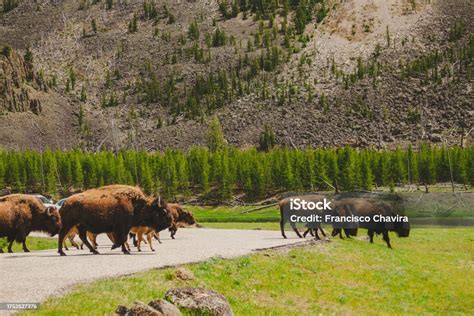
[
  {"left": 329, "top": 200, "right": 358, "bottom": 239},
  {"left": 331, "top": 198, "right": 410, "bottom": 248},
  {"left": 57, "top": 185, "right": 173, "bottom": 256},
  {"left": 0, "top": 194, "right": 61, "bottom": 253}
]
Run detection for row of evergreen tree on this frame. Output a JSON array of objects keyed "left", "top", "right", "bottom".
[{"left": 0, "top": 145, "right": 471, "bottom": 201}]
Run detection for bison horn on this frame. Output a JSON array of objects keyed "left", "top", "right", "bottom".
[
  {"left": 46, "top": 207, "right": 51, "bottom": 216},
  {"left": 158, "top": 196, "right": 161, "bottom": 206}
]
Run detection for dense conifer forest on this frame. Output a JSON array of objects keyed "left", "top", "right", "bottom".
[{"left": 0, "top": 145, "right": 471, "bottom": 201}]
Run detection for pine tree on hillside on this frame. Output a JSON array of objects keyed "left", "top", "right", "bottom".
[
  {"left": 419, "top": 144, "right": 436, "bottom": 187},
  {"left": 207, "top": 116, "right": 227, "bottom": 152},
  {"left": 42, "top": 151, "right": 58, "bottom": 194},
  {"left": 71, "top": 152, "right": 84, "bottom": 189},
  {"left": 360, "top": 151, "right": 373, "bottom": 191},
  {"left": 337, "top": 147, "right": 356, "bottom": 191}
]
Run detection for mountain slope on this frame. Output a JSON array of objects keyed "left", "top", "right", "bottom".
[{"left": 0, "top": 0, "right": 472, "bottom": 150}]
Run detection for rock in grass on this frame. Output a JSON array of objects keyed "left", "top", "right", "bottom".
[
  {"left": 165, "top": 288, "right": 233, "bottom": 316},
  {"left": 126, "top": 301, "right": 162, "bottom": 315},
  {"left": 149, "top": 299, "right": 182, "bottom": 316},
  {"left": 115, "top": 305, "right": 129, "bottom": 315},
  {"left": 175, "top": 267, "right": 195, "bottom": 281}
]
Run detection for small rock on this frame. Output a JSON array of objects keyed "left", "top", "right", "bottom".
[
  {"left": 430, "top": 133, "right": 442, "bottom": 142},
  {"left": 126, "top": 301, "right": 162, "bottom": 316},
  {"left": 165, "top": 288, "right": 233, "bottom": 316},
  {"left": 175, "top": 268, "right": 195, "bottom": 281},
  {"left": 149, "top": 299, "right": 182, "bottom": 316}
]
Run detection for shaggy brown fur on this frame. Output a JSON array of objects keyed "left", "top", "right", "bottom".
[
  {"left": 0, "top": 194, "right": 61, "bottom": 253},
  {"left": 57, "top": 185, "right": 172, "bottom": 256}
]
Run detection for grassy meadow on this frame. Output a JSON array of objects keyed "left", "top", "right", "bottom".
[
  {"left": 25, "top": 228, "right": 473, "bottom": 315},
  {"left": 0, "top": 237, "right": 57, "bottom": 253}
]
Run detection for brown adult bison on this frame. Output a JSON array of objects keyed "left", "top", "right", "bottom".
[
  {"left": 279, "top": 194, "right": 329, "bottom": 239},
  {"left": 0, "top": 194, "right": 61, "bottom": 253},
  {"left": 330, "top": 198, "right": 410, "bottom": 248},
  {"left": 57, "top": 185, "right": 173, "bottom": 256}
]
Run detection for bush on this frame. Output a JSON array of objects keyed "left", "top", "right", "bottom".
[{"left": 1, "top": 45, "right": 12, "bottom": 58}]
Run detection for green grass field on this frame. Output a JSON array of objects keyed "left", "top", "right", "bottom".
[
  {"left": 0, "top": 237, "right": 57, "bottom": 253},
  {"left": 26, "top": 228, "right": 474, "bottom": 315}
]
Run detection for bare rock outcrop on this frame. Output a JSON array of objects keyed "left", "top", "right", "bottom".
[{"left": 0, "top": 48, "right": 41, "bottom": 114}]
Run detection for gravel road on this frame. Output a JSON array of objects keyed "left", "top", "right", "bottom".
[{"left": 0, "top": 228, "right": 304, "bottom": 307}]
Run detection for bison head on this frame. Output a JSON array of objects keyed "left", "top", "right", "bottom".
[
  {"left": 394, "top": 220, "right": 410, "bottom": 237},
  {"left": 43, "top": 207, "right": 62, "bottom": 236},
  {"left": 145, "top": 196, "right": 173, "bottom": 232},
  {"left": 179, "top": 209, "right": 196, "bottom": 226}
]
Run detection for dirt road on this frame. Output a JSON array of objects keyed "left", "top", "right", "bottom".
[{"left": 0, "top": 228, "right": 304, "bottom": 306}]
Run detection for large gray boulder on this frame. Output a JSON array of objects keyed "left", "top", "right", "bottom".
[
  {"left": 126, "top": 301, "right": 162, "bottom": 316},
  {"left": 149, "top": 299, "right": 182, "bottom": 316},
  {"left": 165, "top": 288, "right": 233, "bottom": 316}
]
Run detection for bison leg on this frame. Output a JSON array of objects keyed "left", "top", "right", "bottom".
[
  {"left": 112, "top": 232, "right": 129, "bottom": 254},
  {"left": 69, "top": 237, "right": 80, "bottom": 250},
  {"left": 7, "top": 239, "right": 14, "bottom": 253},
  {"left": 121, "top": 243, "right": 130, "bottom": 255},
  {"left": 78, "top": 226, "right": 99, "bottom": 254},
  {"left": 22, "top": 240, "right": 30, "bottom": 253},
  {"left": 314, "top": 229, "right": 321, "bottom": 240},
  {"left": 169, "top": 224, "right": 177, "bottom": 239},
  {"left": 319, "top": 228, "right": 327, "bottom": 237},
  {"left": 129, "top": 233, "right": 137, "bottom": 247},
  {"left": 136, "top": 232, "right": 144, "bottom": 252},
  {"left": 344, "top": 229, "right": 352, "bottom": 239},
  {"left": 290, "top": 220, "right": 303, "bottom": 238},
  {"left": 368, "top": 230, "right": 375, "bottom": 243},
  {"left": 147, "top": 233, "right": 155, "bottom": 252},
  {"left": 331, "top": 228, "right": 339, "bottom": 237},
  {"left": 107, "top": 232, "right": 116, "bottom": 246},
  {"left": 302, "top": 228, "right": 311, "bottom": 238},
  {"left": 87, "top": 232, "right": 98, "bottom": 249},
  {"left": 280, "top": 218, "right": 287, "bottom": 239},
  {"left": 382, "top": 231, "right": 392, "bottom": 249},
  {"left": 57, "top": 225, "right": 73, "bottom": 256},
  {"left": 153, "top": 232, "right": 162, "bottom": 244}
]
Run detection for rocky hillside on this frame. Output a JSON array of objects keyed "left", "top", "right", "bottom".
[{"left": 0, "top": 0, "right": 472, "bottom": 150}]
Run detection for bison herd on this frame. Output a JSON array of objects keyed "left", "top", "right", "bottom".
[
  {"left": 279, "top": 194, "right": 410, "bottom": 248},
  {"left": 0, "top": 185, "right": 196, "bottom": 255},
  {"left": 1, "top": 188, "right": 410, "bottom": 255}
]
